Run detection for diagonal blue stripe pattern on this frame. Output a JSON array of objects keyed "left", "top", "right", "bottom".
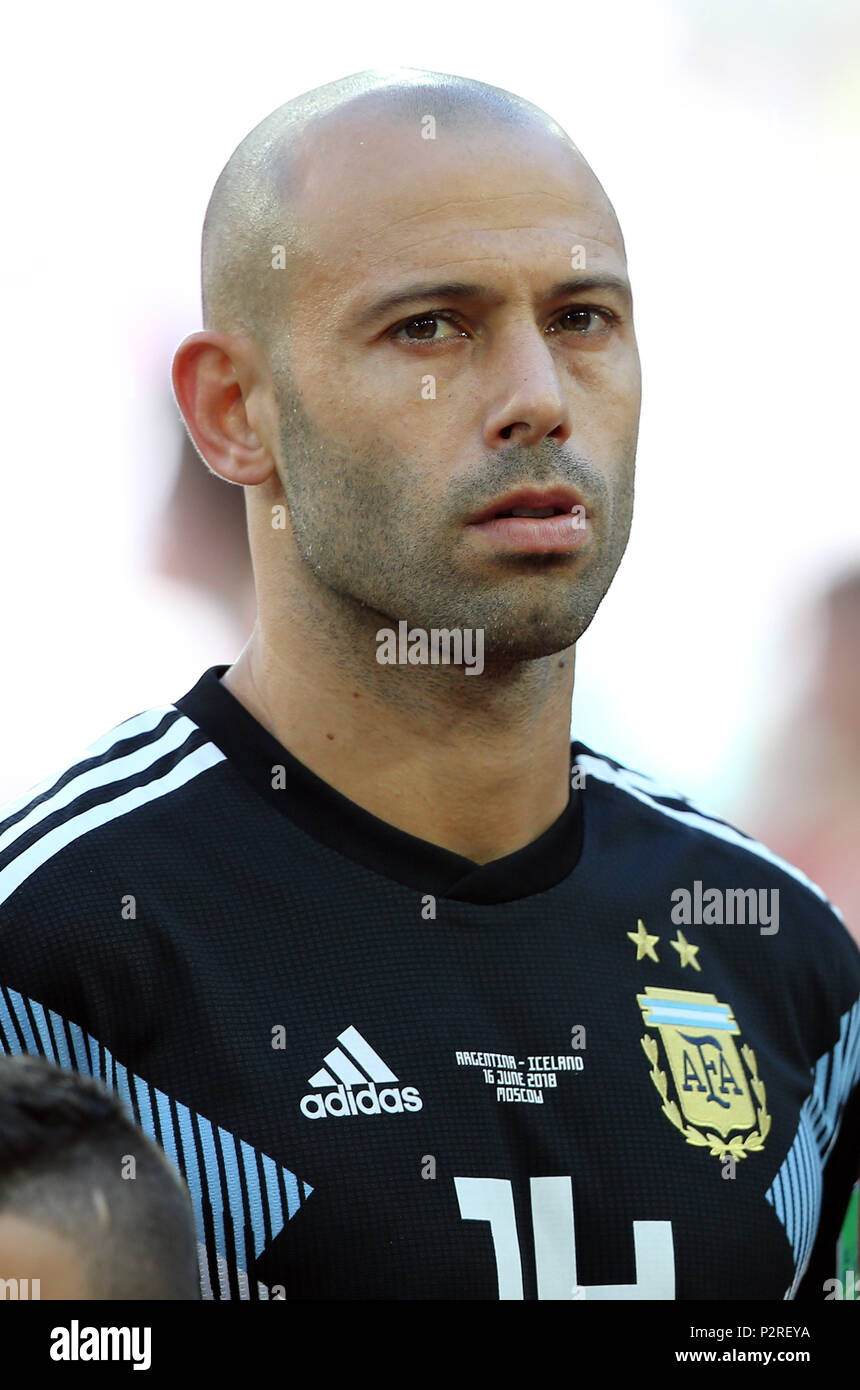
[
  {"left": 0, "top": 984, "right": 311, "bottom": 1299},
  {"left": 766, "top": 996, "right": 860, "bottom": 1297}
]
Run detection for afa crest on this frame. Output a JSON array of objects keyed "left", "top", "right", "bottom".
[{"left": 638, "top": 987, "right": 771, "bottom": 1160}]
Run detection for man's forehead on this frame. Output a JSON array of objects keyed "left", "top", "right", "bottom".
[{"left": 285, "top": 112, "right": 624, "bottom": 302}]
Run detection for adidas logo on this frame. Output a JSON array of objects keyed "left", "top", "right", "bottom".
[{"left": 300, "top": 1026, "right": 423, "bottom": 1120}]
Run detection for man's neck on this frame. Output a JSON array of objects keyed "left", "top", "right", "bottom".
[{"left": 222, "top": 619, "right": 576, "bottom": 866}]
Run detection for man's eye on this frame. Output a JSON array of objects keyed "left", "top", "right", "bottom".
[
  {"left": 392, "top": 313, "right": 466, "bottom": 342},
  {"left": 390, "top": 307, "right": 615, "bottom": 343},
  {"left": 549, "top": 307, "right": 613, "bottom": 335}
]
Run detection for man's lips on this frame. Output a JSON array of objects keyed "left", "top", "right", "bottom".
[
  {"left": 464, "top": 486, "right": 590, "bottom": 555},
  {"left": 464, "top": 486, "right": 586, "bottom": 525}
]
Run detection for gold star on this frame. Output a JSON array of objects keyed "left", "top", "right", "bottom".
[
  {"left": 671, "top": 929, "right": 701, "bottom": 971},
  {"left": 627, "top": 918, "right": 660, "bottom": 962}
]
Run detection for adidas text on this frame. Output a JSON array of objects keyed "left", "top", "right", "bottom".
[{"left": 300, "top": 1081, "right": 423, "bottom": 1119}]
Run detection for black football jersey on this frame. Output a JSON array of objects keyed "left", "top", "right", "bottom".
[{"left": 0, "top": 665, "right": 857, "bottom": 1300}]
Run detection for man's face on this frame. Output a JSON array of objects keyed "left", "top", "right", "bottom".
[{"left": 268, "top": 108, "right": 641, "bottom": 661}]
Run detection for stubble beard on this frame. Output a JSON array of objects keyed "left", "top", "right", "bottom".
[{"left": 274, "top": 378, "right": 635, "bottom": 666}]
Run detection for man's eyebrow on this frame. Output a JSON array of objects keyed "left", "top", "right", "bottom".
[{"left": 352, "top": 275, "right": 632, "bottom": 328}]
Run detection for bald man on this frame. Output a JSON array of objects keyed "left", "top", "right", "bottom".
[{"left": 0, "top": 68, "right": 857, "bottom": 1302}]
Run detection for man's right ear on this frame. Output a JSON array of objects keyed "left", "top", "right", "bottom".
[{"left": 171, "top": 332, "right": 277, "bottom": 486}]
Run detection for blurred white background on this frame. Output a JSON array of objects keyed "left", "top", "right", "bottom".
[{"left": 1, "top": 0, "right": 858, "bottom": 827}]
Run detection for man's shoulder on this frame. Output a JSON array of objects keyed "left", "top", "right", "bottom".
[
  {"left": 576, "top": 741, "right": 857, "bottom": 951},
  {"left": 0, "top": 693, "right": 225, "bottom": 918}
]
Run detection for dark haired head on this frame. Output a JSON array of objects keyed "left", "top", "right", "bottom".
[{"left": 0, "top": 1054, "right": 200, "bottom": 1299}]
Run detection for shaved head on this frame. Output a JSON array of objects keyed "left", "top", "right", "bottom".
[
  {"left": 179, "top": 65, "right": 640, "bottom": 680},
  {"left": 174, "top": 64, "right": 641, "bottom": 862},
  {"left": 201, "top": 68, "right": 615, "bottom": 356}
]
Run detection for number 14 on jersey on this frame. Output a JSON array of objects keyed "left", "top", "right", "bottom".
[{"left": 455, "top": 1176, "right": 675, "bottom": 1300}]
